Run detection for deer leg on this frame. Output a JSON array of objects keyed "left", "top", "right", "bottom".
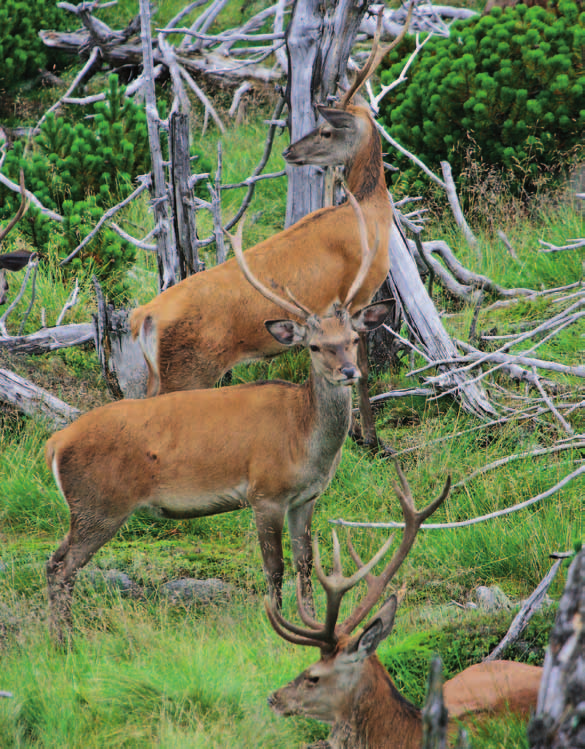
[
  {"left": 255, "top": 506, "right": 285, "bottom": 609},
  {"left": 287, "top": 500, "right": 316, "bottom": 614},
  {"left": 46, "top": 512, "right": 128, "bottom": 642},
  {"left": 355, "top": 333, "right": 378, "bottom": 449}
]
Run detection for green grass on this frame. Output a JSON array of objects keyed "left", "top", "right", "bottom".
[{"left": 1, "top": 33, "right": 584, "bottom": 743}]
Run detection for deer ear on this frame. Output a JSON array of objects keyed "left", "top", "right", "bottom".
[
  {"left": 351, "top": 300, "right": 393, "bottom": 333},
  {"left": 316, "top": 105, "right": 355, "bottom": 129},
  {"left": 264, "top": 319, "right": 306, "bottom": 346},
  {"left": 350, "top": 596, "right": 397, "bottom": 659}
]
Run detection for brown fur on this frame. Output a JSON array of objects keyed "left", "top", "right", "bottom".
[
  {"left": 130, "top": 105, "right": 391, "bottom": 396},
  {"left": 46, "top": 303, "right": 391, "bottom": 640},
  {"left": 271, "top": 649, "right": 542, "bottom": 749}
]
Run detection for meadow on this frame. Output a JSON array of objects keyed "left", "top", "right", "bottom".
[{"left": 0, "top": 2, "right": 584, "bottom": 746}]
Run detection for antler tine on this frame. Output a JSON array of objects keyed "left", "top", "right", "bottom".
[
  {"left": 343, "top": 189, "right": 380, "bottom": 309},
  {"left": 338, "top": 3, "right": 414, "bottom": 109},
  {"left": 224, "top": 224, "right": 309, "bottom": 320},
  {"left": 338, "top": 8, "right": 385, "bottom": 109},
  {"left": 264, "top": 597, "right": 326, "bottom": 649},
  {"left": 0, "top": 170, "right": 29, "bottom": 246},
  {"left": 337, "top": 462, "right": 450, "bottom": 636}
]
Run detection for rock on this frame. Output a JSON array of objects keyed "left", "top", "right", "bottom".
[
  {"left": 85, "top": 569, "right": 143, "bottom": 598},
  {"left": 474, "top": 585, "right": 513, "bottom": 612},
  {"left": 160, "top": 577, "right": 233, "bottom": 605}
]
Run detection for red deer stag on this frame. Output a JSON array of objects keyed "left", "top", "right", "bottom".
[
  {"left": 129, "top": 17, "right": 403, "bottom": 399},
  {"left": 266, "top": 463, "right": 543, "bottom": 749},
  {"left": 45, "top": 193, "right": 392, "bottom": 640},
  {"left": 0, "top": 171, "right": 33, "bottom": 305}
]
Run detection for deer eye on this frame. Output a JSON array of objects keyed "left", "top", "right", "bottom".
[
  {"left": 306, "top": 675, "right": 320, "bottom": 685},
  {"left": 309, "top": 344, "right": 320, "bottom": 352},
  {"left": 322, "top": 130, "right": 332, "bottom": 139}
]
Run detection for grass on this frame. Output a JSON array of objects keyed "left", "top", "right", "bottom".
[{"left": 1, "top": 15, "right": 584, "bottom": 742}]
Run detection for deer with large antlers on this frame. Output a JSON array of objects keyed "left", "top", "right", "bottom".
[
  {"left": 45, "top": 193, "right": 392, "bottom": 639},
  {"left": 266, "top": 463, "right": 543, "bottom": 749},
  {"left": 0, "top": 170, "right": 33, "bottom": 305},
  {"left": 129, "top": 15, "right": 404, "bottom": 401}
]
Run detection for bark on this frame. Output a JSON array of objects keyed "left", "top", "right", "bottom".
[
  {"left": 139, "top": 0, "right": 179, "bottom": 291},
  {"left": 0, "top": 368, "right": 80, "bottom": 429},
  {"left": 528, "top": 548, "right": 585, "bottom": 749},
  {"left": 0, "top": 324, "right": 94, "bottom": 355},
  {"left": 93, "top": 279, "right": 147, "bottom": 400},
  {"left": 284, "top": 0, "right": 369, "bottom": 226},
  {"left": 388, "top": 223, "right": 497, "bottom": 418},
  {"left": 170, "top": 112, "right": 203, "bottom": 276}
]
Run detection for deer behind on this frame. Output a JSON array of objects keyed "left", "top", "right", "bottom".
[
  {"left": 129, "top": 18, "right": 404, "bottom": 397},
  {"left": 266, "top": 464, "right": 543, "bottom": 749}
]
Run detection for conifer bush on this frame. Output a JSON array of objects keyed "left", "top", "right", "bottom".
[
  {"left": 378, "top": 1, "right": 585, "bottom": 198},
  {"left": 0, "top": 76, "right": 150, "bottom": 296},
  {"left": 0, "top": 0, "right": 69, "bottom": 89}
]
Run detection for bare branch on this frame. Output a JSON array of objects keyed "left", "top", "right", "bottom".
[{"left": 329, "top": 464, "right": 585, "bottom": 531}]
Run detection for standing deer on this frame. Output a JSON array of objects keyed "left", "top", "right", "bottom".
[
  {"left": 45, "top": 193, "right": 393, "bottom": 639},
  {"left": 266, "top": 463, "right": 543, "bottom": 749},
  {"left": 129, "top": 18, "right": 402, "bottom": 400},
  {"left": 0, "top": 170, "right": 33, "bottom": 305}
]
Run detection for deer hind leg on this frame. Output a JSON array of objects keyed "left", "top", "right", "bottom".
[
  {"left": 287, "top": 500, "right": 316, "bottom": 614},
  {"left": 46, "top": 512, "right": 128, "bottom": 642}
]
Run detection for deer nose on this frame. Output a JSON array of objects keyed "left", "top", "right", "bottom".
[
  {"left": 340, "top": 364, "right": 360, "bottom": 381},
  {"left": 267, "top": 693, "right": 277, "bottom": 708}
]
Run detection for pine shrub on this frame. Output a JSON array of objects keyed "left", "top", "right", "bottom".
[
  {"left": 0, "top": 0, "right": 70, "bottom": 89},
  {"left": 0, "top": 76, "right": 152, "bottom": 296},
  {"left": 378, "top": 1, "right": 585, "bottom": 198}
]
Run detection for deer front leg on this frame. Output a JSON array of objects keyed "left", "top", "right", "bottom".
[
  {"left": 287, "top": 500, "right": 316, "bottom": 615},
  {"left": 254, "top": 504, "right": 286, "bottom": 609}
]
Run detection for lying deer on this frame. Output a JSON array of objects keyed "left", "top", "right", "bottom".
[
  {"left": 45, "top": 193, "right": 393, "bottom": 639},
  {"left": 0, "top": 170, "right": 33, "bottom": 305},
  {"left": 266, "top": 463, "right": 543, "bottom": 749},
  {"left": 129, "top": 16, "right": 403, "bottom": 398}
]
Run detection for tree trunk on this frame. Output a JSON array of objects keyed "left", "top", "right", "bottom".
[
  {"left": 388, "top": 222, "right": 497, "bottom": 418},
  {"left": 528, "top": 549, "right": 585, "bottom": 749},
  {"left": 139, "top": 0, "right": 179, "bottom": 290},
  {"left": 284, "top": 0, "right": 369, "bottom": 226},
  {"left": 170, "top": 111, "right": 203, "bottom": 276}
]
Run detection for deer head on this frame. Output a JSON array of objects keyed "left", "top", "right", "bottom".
[
  {"left": 227, "top": 188, "right": 392, "bottom": 388},
  {"left": 266, "top": 462, "right": 450, "bottom": 744},
  {"left": 282, "top": 5, "right": 413, "bottom": 171}
]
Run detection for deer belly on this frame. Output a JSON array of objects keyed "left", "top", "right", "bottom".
[{"left": 149, "top": 482, "right": 249, "bottom": 519}]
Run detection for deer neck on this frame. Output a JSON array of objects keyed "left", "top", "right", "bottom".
[
  {"left": 330, "top": 657, "right": 423, "bottom": 749},
  {"left": 345, "top": 115, "right": 385, "bottom": 203},
  {"left": 306, "top": 370, "right": 352, "bottom": 465}
]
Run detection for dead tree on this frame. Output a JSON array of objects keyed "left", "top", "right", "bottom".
[{"left": 528, "top": 548, "right": 585, "bottom": 749}]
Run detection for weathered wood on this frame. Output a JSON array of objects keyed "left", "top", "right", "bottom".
[
  {"left": 284, "top": 0, "right": 368, "bottom": 226},
  {"left": 93, "top": 279, "right": 147, "bottom": 400},
  {"left": 169, "top": 112, "right": 203, "bottom": 277},
  {"left": 528, "top": 548, "right": 585, "bottom": 749},
  {"left": 0, "top": 324, "right": 94, "bottom": 355},
  {"left": 139, "top": 0, "right": 179, "bottom": 291},
  {"left": 0, "top": 368, "right": 80, "bottom": 429},
  {"left": 422, "top": 657, "right": 449, "bottom": 749},
  {"left": 388, "top": 222, "right": 497, "bottom": 418}
]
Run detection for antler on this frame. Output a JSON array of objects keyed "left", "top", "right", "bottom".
[
  {"left": 0, "top": 170, "right": 29, "bottom": 245},
  {"left": 342, "top": 189, "right": 380, "bottom": 309},
  {"left": 225, "top": 222, "right": 310, "bottom": 320},
  {"left": 266, "top": 461, "right": 450, "bottom": 653},
  {"left": 338, "top": 3, "right": 414, "bottom": 109}
]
